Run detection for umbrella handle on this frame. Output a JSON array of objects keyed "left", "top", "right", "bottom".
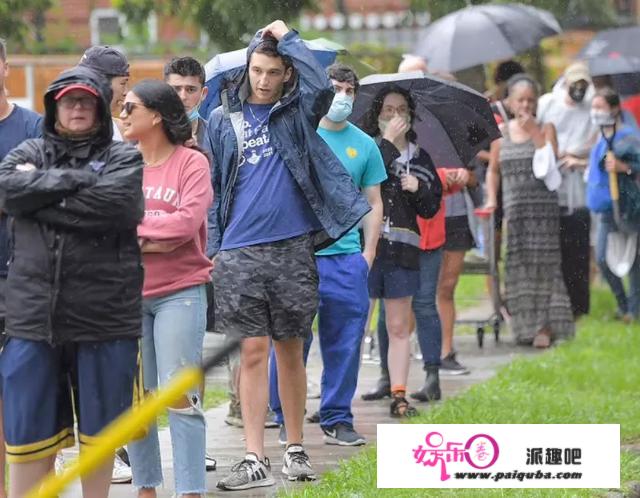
[
  {"left": 607, "top": 151, "right": 620, "bottom": 202},
  {"left": 607, "top": 151, "right": 622, "bottom": 226}
]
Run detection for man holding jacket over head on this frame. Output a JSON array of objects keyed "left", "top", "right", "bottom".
[{"left": 205, "top": 20, "right": 369, "bottom": 490}]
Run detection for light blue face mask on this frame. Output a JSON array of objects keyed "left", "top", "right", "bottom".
[
  {"left": 187, "top": 104, "right": 201, "bottom": 123},
  {"left": 326, "top": 93, "right": 353, "bottom": 123}
]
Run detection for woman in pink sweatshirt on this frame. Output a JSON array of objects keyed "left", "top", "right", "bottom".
[{"left": 120, "top": 79, "right": 212, "bottom": 498}]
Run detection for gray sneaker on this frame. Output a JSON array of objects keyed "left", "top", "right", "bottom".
[
  {"left": 282, "top": 445, "right": 316, "bottom": 481},
  {"left": 216, "top": 453, "right": 275, "bottom": 491},
  {"left": 322, "top": 423, "right": 366, "bottom": 446},
  {"left": 440, "top": 352, "right": 470, "bottom": 376}
]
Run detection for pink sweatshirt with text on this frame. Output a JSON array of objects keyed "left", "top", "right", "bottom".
[{"left": 138, "top": 145, "right": 213, "bottom": 298}]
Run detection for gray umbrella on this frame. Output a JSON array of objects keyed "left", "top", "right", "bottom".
[
  {"left": 413, "top": 3, "right": 561, "bottom": 73},
  {"left": 577, "top": 26, "right": 640, "bottom": 76}
]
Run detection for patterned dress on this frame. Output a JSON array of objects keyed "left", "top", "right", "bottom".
[{"left": 499, "top": 127, "right": 575, "bottom": 343}]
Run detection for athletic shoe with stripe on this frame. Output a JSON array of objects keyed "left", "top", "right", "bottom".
[
  {"left": 282, "top": 444, "right": 316, "bottom": 481},
  {"left": 216, "top": 453, "right": 275, "bottom": 491}
]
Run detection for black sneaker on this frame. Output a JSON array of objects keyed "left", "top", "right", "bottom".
[
  {"left": 206, "top": 453, "right": 216, "bottom": 472},
  {"left": 282, "top": 444, "right": 316, "bottom": 481},
  {"left": 322, "top": 423, "right": 366, "bottom": 446},
  {"left": 305, "top": 410, "right": 320, "bottom": 423},
  {"left": 440, "top": 352, "right": 470, "bottom": 376},
  {"left": 216, "top": 453, "right": 275, "bottom": 490}
]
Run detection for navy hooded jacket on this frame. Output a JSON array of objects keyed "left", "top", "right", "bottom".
[
  {"left": 204, "top": 30, "right": 370, "bottom": 257},
  {"left": 0, "top": 66, "right": 144, "bottom": 343}
]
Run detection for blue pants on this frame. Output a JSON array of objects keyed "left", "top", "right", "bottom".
[
  {"left": 270, "top": 253, "right": 370, "bottom": 428},
  {"left": 378, "top": 248, "right": 443, "bottom": 370},
  {"left": 128, "top": 285, "right": 207, "bottom": 495},
  {"left": 595, "top": 213, "right": 640, "bottom": 317}
]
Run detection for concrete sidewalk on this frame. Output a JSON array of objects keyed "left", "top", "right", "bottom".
[{"left": 59, "top": 329, "right": 535, "bottom": 497}]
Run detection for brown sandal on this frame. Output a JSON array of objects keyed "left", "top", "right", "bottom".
[{"left": 390, "top": 396, "right": 419, "bottom": 418}]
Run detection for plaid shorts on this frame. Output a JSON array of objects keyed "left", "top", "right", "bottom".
[{"left": 213, "top": 234, "right": 318, "bottom": 341}]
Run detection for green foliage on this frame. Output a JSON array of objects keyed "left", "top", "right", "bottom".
[
  {"left": 114, "top": 0, "right": 317, "bottom": 51},
  {"left": 0, "top": 0, "right": 53, "bottom": 47},
  {"left": 410, "top": 0, "right": 617, "bottom": 28},
  {"left": 285, "top": 287, "right": 640, "bottom": 497},
  {"left": 344, "top": 43, "right": 404, "bottom": 74}
]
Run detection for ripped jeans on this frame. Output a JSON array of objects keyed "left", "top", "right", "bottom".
[{"left": 128, "top": 284, "right": 207, "bottom": 495}]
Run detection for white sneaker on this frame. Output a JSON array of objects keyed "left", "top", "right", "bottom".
[
  {"left": 111, "top": 453, "right": 132, "bottom": 484},
  {"left": 54, "top": 453, "right": 65, "bottom": 475},
  {"left": 282, "top": 444, "right": 316, "bottom": 481}
]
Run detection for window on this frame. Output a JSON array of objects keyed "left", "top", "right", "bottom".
[{"left": 90, "top": 8, "right": 127, "bottom": 46}]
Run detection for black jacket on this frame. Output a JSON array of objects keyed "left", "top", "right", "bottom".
[
  {"left": 376, "top": 138, "right": 442, "bottom": 270},
  {"left": 0, "top": 66, "right": 144, "bottom": 344}
]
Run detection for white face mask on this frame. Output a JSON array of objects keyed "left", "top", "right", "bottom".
[
  {"left": 590, "top": 109, "right": 616, "bottom": 127},
  {"left": 326, "top": 93, "right": 353, "bottom": 123}
]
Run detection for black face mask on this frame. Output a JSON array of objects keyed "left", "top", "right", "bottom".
[{"left": 568, "top": 84, "right": 587, "bottom": 103}]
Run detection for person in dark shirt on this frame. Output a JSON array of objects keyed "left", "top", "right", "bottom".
[{"left": 0, "top": 38, "right": 42, "bottom": 498}]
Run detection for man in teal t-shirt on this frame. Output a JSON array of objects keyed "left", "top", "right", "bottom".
[{"left": 270, "top": 63, "right": 386, "bottom": 446}]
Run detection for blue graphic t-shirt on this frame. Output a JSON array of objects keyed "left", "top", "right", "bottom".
[
  {"left": 0, "top": 105, "right": 43, "bottom": 278},
  {"left": 220, "top": 103, "right": 320, "bottom": 250},
  {"left": 316, "top": 123, "right": 387, "bottom": 256}
]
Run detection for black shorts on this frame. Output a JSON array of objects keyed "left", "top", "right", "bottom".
[
  {"left": 444, "top": 215, "right": 475, "bottom": 252},
  {"left": 213, "top": 234, "right": 318, "bottom": 341}
]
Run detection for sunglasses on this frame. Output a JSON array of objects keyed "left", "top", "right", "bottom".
[{"left": 122, "top": 102, "right": 145, "bottom": 116}]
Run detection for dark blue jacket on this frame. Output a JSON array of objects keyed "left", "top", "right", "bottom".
[{"left": 204, "top": 30, "right": 370, "bottom": 257}]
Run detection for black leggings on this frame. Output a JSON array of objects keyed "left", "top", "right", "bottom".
[{"left": 559, "top": 209, "right": 591, "bottom": 317}]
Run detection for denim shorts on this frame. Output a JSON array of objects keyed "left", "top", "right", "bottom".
[{"left": 368, "top": 259, "right": 419, "bottom": 299}]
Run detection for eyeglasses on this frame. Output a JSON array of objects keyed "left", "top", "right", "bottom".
[
  {"left": 122, "top": 102, "right": 145, "bottom": 116},
  {"left": 58, "top": 95, "right": 97, "bottom": 110}
]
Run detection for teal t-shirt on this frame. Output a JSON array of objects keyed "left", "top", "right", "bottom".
[{"left": 316, "top": 122, "right": 387, "bottom": 256}]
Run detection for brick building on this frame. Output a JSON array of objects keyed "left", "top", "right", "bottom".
[{"left": 42, "top": 0, "right": 201, "bottom": 51}]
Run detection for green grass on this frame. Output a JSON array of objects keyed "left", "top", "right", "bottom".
[
  {"left": 284, "top": 288, "right": 640, "bottom": 497},
  {"left": 156, "top": 385, "right": 227, "bottom": 428}
]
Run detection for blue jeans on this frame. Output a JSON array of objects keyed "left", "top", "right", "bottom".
[
  {"left": 378, "top": 248, "right": 443, "bottom": 370},
  {"left": 595, "top": 213, "right": 640, "bottom": 317},
  {"left": 270, "top": 253, "right": 370, "bottom": 427},
  {"left": 128, "top": 285, "right": 207, "bottom": 495}
]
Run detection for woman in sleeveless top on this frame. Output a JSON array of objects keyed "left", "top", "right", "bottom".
[{"left": 485, "top": 74, "right": 575, "bottom": 348}]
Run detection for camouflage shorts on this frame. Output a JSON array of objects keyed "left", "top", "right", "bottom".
[{"left": 213, "top": 234, "right": 318, "bottom": 341}]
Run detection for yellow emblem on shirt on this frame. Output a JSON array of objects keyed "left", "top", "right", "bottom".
[{"left": 346, "top": 147, "right": 358, "bottom": 159}]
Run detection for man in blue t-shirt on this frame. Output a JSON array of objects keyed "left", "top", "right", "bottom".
[
  {"left": 207, "top": 21, "right": 363, "bottom": 490},
  {"left": 269, "top": 64, "right": 386, "bottom": 446},
  {"left": 0, "top": 36, "right": 42, "bottom": 498},
  {"left": 0, "top": 39, "right": 42, "bottom": 326}
]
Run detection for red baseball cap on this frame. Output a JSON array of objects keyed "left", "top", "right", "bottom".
[{"left": 54, "top": 84, "right": 99, "bottom": 101}]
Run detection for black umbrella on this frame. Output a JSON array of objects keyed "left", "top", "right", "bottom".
[
  {"left": 577, "top": 26, "right": 640, "bottom": 76},
  {"left": 413, "top": 3, "right": 561, "bottom": 73},
  {"left": 350, "top": 72, "right": 501, "bottom": 167}
]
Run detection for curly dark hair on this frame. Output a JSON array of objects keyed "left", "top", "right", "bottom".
[
  {"left": 358, "top": 84, "right": 417, "bottom": 142},
  {"left": 130, "top": 79, "right": 193, "bottom": 146}
]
